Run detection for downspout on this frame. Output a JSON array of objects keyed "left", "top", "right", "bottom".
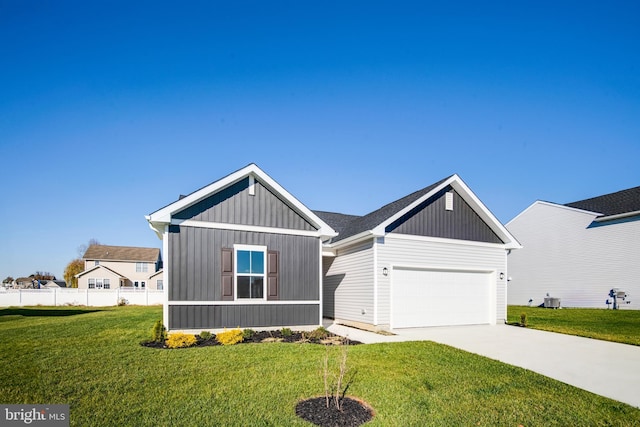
[{"left": 373, "top": 237, "right": 378, "bottom": 327}]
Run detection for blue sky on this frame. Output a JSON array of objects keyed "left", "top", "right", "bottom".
[{"left": 1, "top": 1, "right": 639, "bottom": 281}]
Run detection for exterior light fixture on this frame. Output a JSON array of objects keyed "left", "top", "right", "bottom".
[
  {"left": 499, "top": 272, "right": 505, "bottom": 280},
  {"left": 382, "top": 267, "right": 388, "bottom": 276}
]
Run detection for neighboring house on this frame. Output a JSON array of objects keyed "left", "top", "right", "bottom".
[
  {"left": 506, "top": 186, "right": 640, "bottom": 309},
  {"left": 13, "top": 277, "right": 36, "bottom": 289},
  {"left": 76, "top": 245, "right": 163, "bottom": 290},
  {"left": 147, "top": 164, "right": 519, "bottom": 331},
  {"left": 42, "top": 280, "right": 67, "bottom": 288}
]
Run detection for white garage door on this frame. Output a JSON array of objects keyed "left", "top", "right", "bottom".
[{"left": 392, "top": 267, "right": 492, "bottom": 328}]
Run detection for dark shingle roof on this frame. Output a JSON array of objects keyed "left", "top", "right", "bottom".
[
  {"left": 322, "top": 176, "right": 451, "bottom": 242},
  {"left": 313, "top": 211, "right": 362, "bottom": 236},
  {"left": 82, "top": 245, "right": 161, "bottom": 262},
  {"left": 564, "top": 186, "right": 640, "bottom": 217}
]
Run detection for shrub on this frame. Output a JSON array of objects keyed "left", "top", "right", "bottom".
[
  {"left": 216, "top": 328, "right": 244, "bottom": 346},
  {"left": 281, "top": 327, "right": 293, "bottom": 337},
  {"left": 308, "top": 326, "right": 330, "bottom": 341},
  {"left": 151, "top": 320, "right": 167, "bottom": 343},
  {"left": 166, "top": 332, "right": 197, "bottom": 349},
  {"left": 199, "top": 331, "right": 212, "bottom": 340},
  {"left": 242, "top": 328, "right": 255, "bottom": 340}
]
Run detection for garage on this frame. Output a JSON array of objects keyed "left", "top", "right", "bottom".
[{"left": 391, "top": 267, "right": 493, "bottom": 328}]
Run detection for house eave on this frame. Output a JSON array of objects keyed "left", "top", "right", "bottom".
[
  {"left": 326, "top": 230, "right": 382, "bottom": 250},
  {"left": 595, "top": 210, "right": 640, "bottom": 222}
]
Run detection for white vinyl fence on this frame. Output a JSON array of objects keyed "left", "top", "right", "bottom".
[{"left": 0, "top": 288, "right": 164, "bottom": 307}]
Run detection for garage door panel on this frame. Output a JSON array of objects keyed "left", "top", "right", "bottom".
[{"left": 392, "top": 268, "right": 491, "bottom": 328}]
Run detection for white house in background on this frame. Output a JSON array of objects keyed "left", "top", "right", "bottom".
[
  {"left": 76, "top": 245, "right": 163, "bottom": 290},
  {"left": 506, "top": 186, "right": 640, "bottom": 309}
]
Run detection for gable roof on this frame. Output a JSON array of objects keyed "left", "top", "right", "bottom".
[
  {"left": 313, "top": 211, "right": 362, "bottom": 236},
  {"left": 75, "top": 264, "right": 127, "bottom": 279},
  {"left": 146, "top": 163, "right": 337, "bottom": 240},
  {"left": 83, "top": 245, "right": 160, "bottom": 263},
  {"left": 319, "top": 174, "right": 520, "bottom": 249},
  {"left": 564, "top": 186, "right": 640, "bottom": 220}
]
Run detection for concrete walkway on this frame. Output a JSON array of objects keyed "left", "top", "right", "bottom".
[{"left": 326, "top": 321, "right": 640, "bottom": 408}]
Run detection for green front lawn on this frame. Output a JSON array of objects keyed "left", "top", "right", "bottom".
[
  {"left": 508, "top": 305, "right": 640, "bottom": 346},
  {"left": 1, "top": 306, "right": 638, "bottom": 426}
]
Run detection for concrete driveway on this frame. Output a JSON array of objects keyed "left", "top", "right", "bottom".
[{"left": 326, "top": 322, "right": 640, "bottom": 409}]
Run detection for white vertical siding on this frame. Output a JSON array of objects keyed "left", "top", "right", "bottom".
[
  {"left": 377, "top": 235, "right": 508, "bottom": 326},
  {"left": 322, "top": 240, "right": 374, "bottom": 324},
  {"left": 507, "top": 202, "right": 640, "bottom": 308}
]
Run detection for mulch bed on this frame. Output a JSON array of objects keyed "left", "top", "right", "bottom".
[
  {"left": 140, "top": 329, "right": 362, "bottom": 349},
  {"left": 295, "top": 396, "right": 374, "bottom": 427}
]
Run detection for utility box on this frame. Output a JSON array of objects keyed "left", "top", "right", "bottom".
[{"left": 544, "top": 297, "right": 561, "bottom": 308}]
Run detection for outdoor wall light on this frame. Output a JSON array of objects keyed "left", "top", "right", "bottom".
[
  {"left": 382, "top": 267, "right": 388, "bottom": 276},
  {"left": 499, "top": 272, "right": 505, "bottom": 280}
]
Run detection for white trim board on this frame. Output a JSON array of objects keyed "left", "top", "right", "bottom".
[
  {"left": 167, "top": 300, "right": 321, "bottom": 306},
  {"left": 172, "top": 219, "right": 322, "bottom": 238}
]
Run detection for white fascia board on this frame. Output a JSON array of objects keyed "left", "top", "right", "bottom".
[
  {"left": 325, "top": 230, "right": 381, "bottom": 251},
  {"left": 172, "top": 219, "right": 323, "bottom": 238},
  {"left": 506, "top": 200, "right": 600, "bottom": 226},
  {"left": 146, "top": 164, "right": 337, "bottom": 239},
  {"left": 371, "top": 174, "right": 521, "bottom": 249},
  {"left": 321, "top": 247, "right": 336, "bottom": 257}
]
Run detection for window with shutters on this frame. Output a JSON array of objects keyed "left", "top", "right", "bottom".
[
  {"left": 221, "top": 245, "right": 279, "bottom": 302},
  {"left": 234, "top": 245, "right": 266, "bottom": 299}
]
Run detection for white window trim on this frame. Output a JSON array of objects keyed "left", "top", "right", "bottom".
[
  {"left": 88, "top": 277, "right": 110, "bottom": 290},
  {"left": 234, "top": 244, "right": 267, "bottom": 301},
  {"left": 136, "top": 262, "right": 148, "bottom": 273}
]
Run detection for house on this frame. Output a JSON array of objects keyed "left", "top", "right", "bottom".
[
  {"left": 506, "top": 186, "right": 640, "bottom": 309},
  {"left": 13, "top": 277, "right": 36, "bottom": 289},
  {"left": 146, "top": 164, "right": 520, "bottom": 331},
  {"left": 42, "top": 280, "right": 67, "bottom": 288},
  {"left": 76, "top": 245, "right": 163, "bottom": 290}
]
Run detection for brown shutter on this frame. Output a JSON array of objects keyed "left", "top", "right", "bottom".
[
  {"left": 221, "top": 248, "right": 234, "bottom": 301},
  {"left": 267, "top": 250, "right": 279, "bottom": 300}
]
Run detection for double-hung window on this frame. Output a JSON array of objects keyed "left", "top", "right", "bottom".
[
  {"left": 88, "top": 278, "right": 95, "bottom": 289},
  {"left": 136, "top": 262, "right": 148, "bottom": 273},
  {"left": 235, "top": 245, "right": 266, "bottom": 299}
]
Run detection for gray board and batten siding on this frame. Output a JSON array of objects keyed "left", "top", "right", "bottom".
[
  {"left": 166, "top": 175, "right": 322, "bottom": 330},
  {"left": 168, "top": 227, "right": 320, "bottom": 301},
  {"left": 169, "top": 304, "right": 320, "bottom": 330},
  {"left": 174, "top": 177, "right": 317, "bottom": 232},
  {"left": 386, "top": 187, "right": 504, "bottom": 244}
]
